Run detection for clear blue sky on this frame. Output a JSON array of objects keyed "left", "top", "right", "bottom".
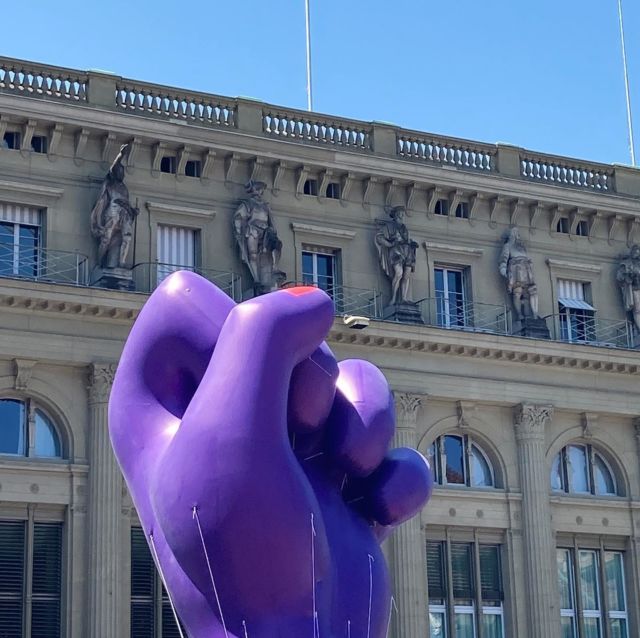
[{"left": 3, "top": 0, "right": 639, "bottom": 165}]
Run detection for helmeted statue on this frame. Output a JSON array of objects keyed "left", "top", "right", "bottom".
[
  {"left": 375, "top": 206, "right": 418, "bottom": 305},
  {"left": 90, "top": 143, "right": 138, "bottom": 269},
  {"left": 233, "top": 180, "right": 284, "bottom": 294},
  {"left": 499, "top": 227, "right": 539, "bottom": 320},
  {"left": 616, "top": 244, "right": 640, "bottom": 332}
]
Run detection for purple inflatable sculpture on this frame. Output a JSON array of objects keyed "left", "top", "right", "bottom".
[{"left": 109, "top": 272, "right": 433, "bottom": 638}]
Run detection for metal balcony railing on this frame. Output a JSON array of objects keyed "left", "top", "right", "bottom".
[
  {"left": 131, "top": 262, "right": 242, "bottom": 301},
  {"left": 416, "top": 297, "right": 510, "bottom": 335},
  {"left": 543, "top": 313, "right": 636, "bottom": 349},
  {"left": 0, "top": 243, "right": 89, "bottom": 285},
  {"left": 281, "top": 282, "right": 382, "bottom": 318}
]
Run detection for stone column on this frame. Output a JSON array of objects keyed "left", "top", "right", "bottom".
[
  {"left": 513, "top": 403, "right": 558, "bottom": 638},
  {"left": 390, "top": 393, "right": 427, "bottom": 638},
  {"left": 87, "top": 363, "right": 121, "bottom": 638}
]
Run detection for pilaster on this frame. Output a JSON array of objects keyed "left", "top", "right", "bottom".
[
  {"left": 513, "top": 403, "right": 559, "bottom": 638},
  {"left": 390, "top": 392, "right": 427, "bottom": 638},
  {"left": 86, "top": 362, "right": 122, "bottom": 638}
]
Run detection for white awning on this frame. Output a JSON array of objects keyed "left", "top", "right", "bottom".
[{"left": 558, "top": 297, "right": 595, "bottom": 311}]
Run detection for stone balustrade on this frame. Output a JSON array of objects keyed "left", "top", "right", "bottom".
[
  {"left": 521, "top": 151, "right": 614, "bottom": 191},
  {"left": 0, "top": 56, "right": 87, "bottom": 101},
  {"left": 1, "top": 56, "right": 639, "bottom": 197},
  {"left": 115, "top": 78, "right": 236, "bottom": 127},
  {"left": 263, "top": 107, "right": 372, "bottom": 150},
  {"left": 397, "top": 129, "right": 495, "bottom": 171}
]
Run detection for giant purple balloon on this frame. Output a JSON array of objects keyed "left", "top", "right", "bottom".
[{"left": 109, "top": 272, "right": 433, "bottom": 638}]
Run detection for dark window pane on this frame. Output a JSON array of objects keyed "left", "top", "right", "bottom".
[
  {"left": 480, "top": 546, "right": 503, "bottom": 601},
  {"left": 131, "top": 527, "right": 155, "bottom": 638},
  {"left": 162, "top": 592, "right": 183, "bottom": 638},
  {"left": 426, "top": 541, "right": 446, "bottom": 599},
  {"left": 0, "top": 521, "right": 25, "bottom": 637},
  {"left": 303, "top": 179, "right": 318, "bottom": 196},
  {"left": 34, "top": 410, "right": 62, "bottom": 458},
  {"left": 444, "top": 435, "right": 465, "bottom": 484},
  {"left": 17, "top": 225, "right": 39, "bottom": 278},
  {"left": 0, "top": 399, "right": 26, "bottom": 455},
  {"left": 0, "top": 223, "right": 15, "bottom": 277},
  {"left": 160, "top": 157, "right": 176, "bottom": 174},
  {"left": 451, "top": 543, "right": 474, "bottom": 599},
  {"left": 32, "top": 523, "right": 62, "bottom": 638},
  {"left": 185, "top": 160, "right": 201, "bottom": 178},
  {"left": 593, "top": 453, "right": 616, "bottom": 496},
  {"left": 470, "top": 444, "right": 493, "bottom": 487},
  {"left": 31, "top": 136, "right": 48, "bottom": 154}
]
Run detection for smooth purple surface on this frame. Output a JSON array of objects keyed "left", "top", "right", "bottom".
[{"left": 109, "top": 272, "right": 433, "bottom": 638}]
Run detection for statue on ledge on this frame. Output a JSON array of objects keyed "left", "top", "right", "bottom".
[
  {"left": 375, "top": 206, "right": 418, "bottom": 305},
  {"left": 90, "top": 143, "right": 138, "bottom": 270},
  {"left": 233, "top": 180, "right": 285, "bottom": 294},
  {"left": 499, "top": 227, "right": 539, "bottom": 320},
  {"left": 616, "top": 244, "right": 640, "bottom": 333}
]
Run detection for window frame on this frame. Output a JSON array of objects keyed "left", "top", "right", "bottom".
[
  {"left": 433, "top": 265, "right": 470, "bottom": 329},
  {"left": 0, "top": 515, "right": 64, "bottom": 638},
  {"left": 303, "top": 178, "right": 319, "bottom": 196},
  {"left": 2, "top": 130, "right": 21, "bottom": 150},
  {"left": 551, "top": 443, "right": 619, "bottom": 497},
  {"left": 556, "top": 544, "right": 629, "bottom": 638},
  {"left": 0, "top": 397, "right": 64, "bottom": 460},
  {"left": 130, "top": 526, "right": 183, "bottom": 638},
  {"left": 160, "top": 156, "right": 177, "bottom": 174},
  {"left": 429, "top": 434, "right": 496, "bottom": 489},
  {"left": 434, "top": 198, "right": 450, "bottom": 216},
  {"left": 427, "top": 537, "right": 506, "bottom": 638}
]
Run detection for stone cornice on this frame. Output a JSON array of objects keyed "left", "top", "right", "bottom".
[
  {"left": 290, "top": 222, "right": 356, "bottom": 241},
  {"left": 327, "top": 322, "right": 640, "bottom": 376},
  {"left": 423, "top": 241, "right": 484, "bottom": 257},
  {"left": 546, "top": 258, "right": 602, "bottom": 274},
  {"left": 0, "top": 178, "right": 64, "bottom": 204},
  {"left": 146, "top": 200, "right": 216, "bottom": 220}
]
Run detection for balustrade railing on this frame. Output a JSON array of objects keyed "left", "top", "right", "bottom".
[
  {"left": 521, "top": 153, "right": 614, "bottom": 191},
  {"left": 544, "top": 313, "right": 635, "bottom": 349},
  {"left": 0, "top": 56, "right": 87, "bottom": 101},
  {"left": 115, "top": 79, "right": 235, "bottom": 127},
  {"left": 397, "top": 132, "right": 495, "bottom": 171},
  {"left": 416, "top": 297, "right": 509, "bottom": 335},
  {"left": 263, "top": 109, "right": 372, "bottom": 150},
  {"left": 0, "top": 244, "right": 89, "bottom": 285},
  {"left": 281, "top": 281, "right": 382, "bottom": 318},
  {"left": 131, "top": 262, "right": 242, "bottom": 301}
]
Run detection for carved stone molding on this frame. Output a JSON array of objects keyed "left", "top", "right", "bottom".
[
  {"left": 394, "top": 392, "right": 423, "bottom": 428},
  {"left": 88, "top": 363, "right": 117, "bottom": 404},
  {"left": 457, "top": 400, "right": 477, "bottom": 430},
  {"left": 513, "top": 403, "right": 554, "bottom": 440},
  {"left": 582, "top": 412, "right": 598, "bottom": 439},
  {"left": 13, "top": 358, "right": 37, "bottom": 391}
]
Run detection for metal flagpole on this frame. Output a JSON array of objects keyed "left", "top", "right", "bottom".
[
  {"left": 618, "top": 0, "right": 636, "bottom": 165},
  {"left": 305, "top": 0, "right": 314, "bottom": 111}
]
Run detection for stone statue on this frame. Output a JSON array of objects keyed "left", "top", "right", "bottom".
[
  {"left": 375, "top": 206, "right": 418, "bottom": 306},
  {"left": 616, "top": 244, "right": 640, "bottom": 332},
  {"left": 499, "top": 227, "right": 539, "bottom": 320},
  {"left": 233, "top": 180, "right": 285, "bottom": 294},
  {"left": 90, "top": 144, "right": 138, "bottom": 270}
]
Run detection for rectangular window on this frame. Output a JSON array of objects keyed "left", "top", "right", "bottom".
[
  {"left": 576, "top": 220, "right": 589, "bottom": 237},
  {"left": 0, "top": 203, "right": 42, "bottom": 280},
  {"left": 325, "top": 182, "right": 341, "bottom": 199},
  {"left": 434, "top": 266, "right": 468, "bottom": 328},
  {"left": 302, "top": 249, "right": 337, "bottom": 297},
  {"left": 557, "top": 279, "right": 595, "bottom": 343},
  {"left": 131, "top": 527, "right": 182, "bottom": 638},
  {"left": 427, "top": 540, "right": 505, "bottom": 638},
  {"left": 0, "top": 520, "right": 63, "bottom": 638},
  {"left": 31, "top": 136, "right": 48, "bottom": 154},
  {"left": 160, "top": 157, "right": 177, "bottom": 174},
  {"left": 434, "top": 199, "right": 449, "bottom": 216},
  {"left": 184, "top": 160, "right": 201, "bottom": 178},
  {"left": 557, "top": 217, "right": 570, "bottom": 234},
  {"left": 455, "top": 202, "right": 470, "bottom": 219},
  {"left": 303, "top": 179, "right": 318, "bottom": 196},
  {"left": 557, "top": 548, "right": 628, "bottom": 638},
  {"left": 2, "top": 131, "right": 21, "bottom": 150},
  {"left": 157, "top": 225, "right": 197, "bottom": 285}
]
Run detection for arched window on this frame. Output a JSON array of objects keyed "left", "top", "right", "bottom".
[
  {"left": 0, "top": 398, "right": 63, "bottom": 459},
  {"left": 551, "top": 444, "right": 618, "bottom": 496},
  {"left": 428, "top": 434, "right": 495, "bottom": 488}
]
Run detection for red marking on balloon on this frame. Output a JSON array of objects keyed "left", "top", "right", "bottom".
[{"left": 283, "top": 286, "right": 318, "bottom": 296}]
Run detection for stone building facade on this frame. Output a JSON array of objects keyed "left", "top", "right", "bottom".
[{"left": 0, "top": 56, "right": 639, "bottom": 638}]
